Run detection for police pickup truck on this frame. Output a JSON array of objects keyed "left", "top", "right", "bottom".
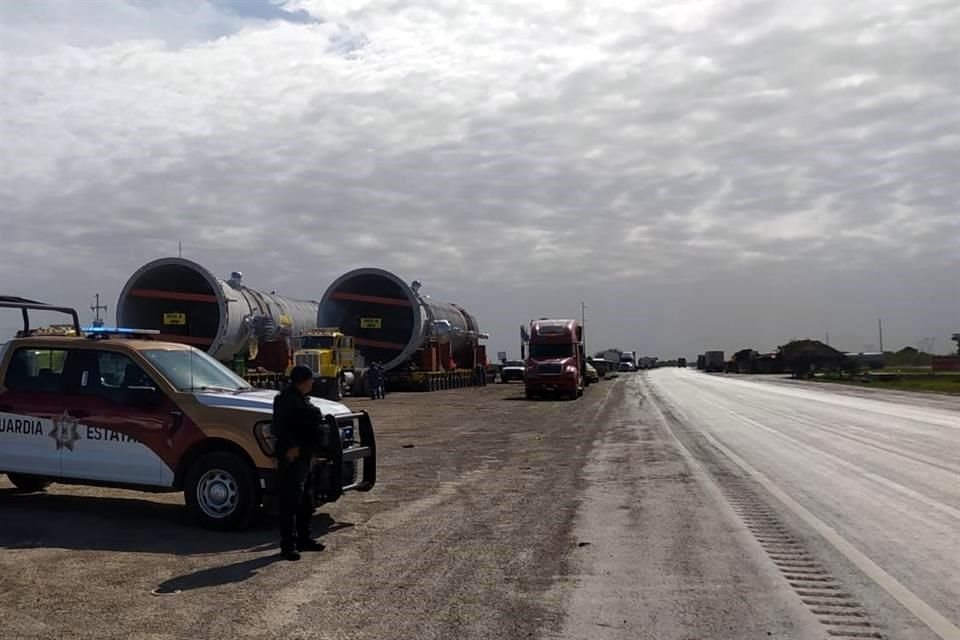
[{"left": 0, "top": 297, "right": 376, "bottom": 530}]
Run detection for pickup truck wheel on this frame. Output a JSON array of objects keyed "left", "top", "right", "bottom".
[
  {"left": 185, "top": 452, "right": 258, "bottom": 531},
  {"left": 7, "top": 473, "right": 51, "bottom": 492}
]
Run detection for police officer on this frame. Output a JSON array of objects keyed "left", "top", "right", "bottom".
[
  {"left": 272, "top": 365, "right": 326, "bottom": 560},
  {"left": 368, "top": 362, "right": 382, "bottom": 400},
  {"left": 376, "top": 362, "right": 386, "bottom": 399}
]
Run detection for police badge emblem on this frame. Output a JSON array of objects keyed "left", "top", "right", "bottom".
[{"left": 49, "top": 411, "right": 82, "bottom": 451}]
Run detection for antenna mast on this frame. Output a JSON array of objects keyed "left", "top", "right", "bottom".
[{"left": 90, "top": 293, "right": 108, "bottom": 328}]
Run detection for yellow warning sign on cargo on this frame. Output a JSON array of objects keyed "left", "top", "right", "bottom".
[
  {"left": 360, "top": 317, "right": 382, "bottom": 329},
  {"left": 163, "top": 313, "right": 186, "bottom": 326}
]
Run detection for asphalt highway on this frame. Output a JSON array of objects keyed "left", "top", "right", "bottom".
[{"left": 644, "top": 368, "right": 960, "bottom": 640}]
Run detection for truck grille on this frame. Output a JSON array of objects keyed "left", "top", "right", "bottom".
[
  {"left": 538, "top": 363, "right": 562, "bottom": 375},
  {"left": 294, "top": 352, "right": 321, "bottom": 372}
]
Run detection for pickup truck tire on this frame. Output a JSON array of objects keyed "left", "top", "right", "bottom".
[
  {"left": 184, "top": 452, "right": 258, "bottom": 531},
  {"left": 6, "top": 473, "right": 51, "bottom": 493}
]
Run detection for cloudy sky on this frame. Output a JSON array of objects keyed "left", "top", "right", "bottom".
[{"left": 1, "top": 0, "right": 958, "bottom": 358}]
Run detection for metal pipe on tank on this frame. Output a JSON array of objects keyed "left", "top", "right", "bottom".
[
  {"left": 317, "top": 268, "right": 486, "bottom": 371},
  {"left": 116, "top": 257, "right": 319, "bottom": 364}
]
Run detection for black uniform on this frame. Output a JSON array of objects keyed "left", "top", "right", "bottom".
[{"left": 272, "top": 385, "right": 325, "bottom": 550}]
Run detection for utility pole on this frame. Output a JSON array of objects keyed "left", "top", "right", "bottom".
[
  {"left": 878, "top": 318, "right": 884, "bottom": 352},
  {"left": 178, "top": 241, "right": 182, "bottom": 258},
  {"left": 90, "top": 293, "right": 107, "bottom": 328},
  {"left": 825, "top": 332, "right": 830, "bottom": 346}
]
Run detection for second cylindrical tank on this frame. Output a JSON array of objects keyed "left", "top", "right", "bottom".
[{"left": 317, "top": 268, "right": 484, "bottom": 371}]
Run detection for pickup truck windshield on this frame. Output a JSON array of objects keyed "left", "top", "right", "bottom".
[
  {"left": 529, "top": 344, "right": 573, "bottom": 359},
  {"left": 142, "top": 348, "right": 253, "bottom": 392}
]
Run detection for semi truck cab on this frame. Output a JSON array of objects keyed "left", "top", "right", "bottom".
[
  {"left": 524, "top": 318, "right": 585, "bottom": 400},
  {"left": 291, "top": 328, "right": 367, "bottom": 400}
]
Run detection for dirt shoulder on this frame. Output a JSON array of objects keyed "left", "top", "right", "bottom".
[{"left": 0, "top": 382, "right": 607, "bottom": 640}]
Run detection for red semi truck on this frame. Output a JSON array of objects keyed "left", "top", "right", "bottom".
[{"left": 524, "top": 318, "right": 585, "bottom": 400}]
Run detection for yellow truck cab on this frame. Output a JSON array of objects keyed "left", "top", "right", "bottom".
[
  {"left": 0, "top": 298, "right": 376, "bottom": 530},
  {"left": 291, "top": 328, "right": 368, "bottom": 400}
]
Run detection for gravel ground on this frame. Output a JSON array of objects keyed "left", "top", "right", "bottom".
[{"left": 1, "top": 376, "right": 823, "bottom": 639}]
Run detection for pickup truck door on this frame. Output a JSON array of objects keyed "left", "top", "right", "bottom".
[
  {"left": 0, "top": 347, "right": 66, "bottom": 478},
  {"left": 58, "top": 349, "right": 175, "bottom": 487}
]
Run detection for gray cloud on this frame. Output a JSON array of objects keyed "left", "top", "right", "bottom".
[{"left": 1, "top": 0, "right": 957, "bottom": 357}]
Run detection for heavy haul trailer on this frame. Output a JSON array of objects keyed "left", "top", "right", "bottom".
[
  {"left": 318, "top": 268, "right": 488, "bottom": 392},
  {"left": 116, "top": 257, "right": 319, "bottom": 387}
]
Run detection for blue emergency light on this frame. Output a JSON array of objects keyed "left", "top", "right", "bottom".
[{"left": 83, "top": 327, "right": 161, "bottom": 338}]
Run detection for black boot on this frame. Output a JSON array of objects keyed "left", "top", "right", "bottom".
[
  {"left": 281, "top": 541, "right": 301, "bottom": 561},
  {"left": 297, "top": 536, "right": 325, "bottom": 552}
]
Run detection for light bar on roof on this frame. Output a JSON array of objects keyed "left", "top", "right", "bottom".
[{"left": 83, "top": 327, "right": 161, "bottom": 335}]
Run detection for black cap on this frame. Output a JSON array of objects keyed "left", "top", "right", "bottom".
[{"left": 289, "top": 365, "right": 313, "bottom": 384}]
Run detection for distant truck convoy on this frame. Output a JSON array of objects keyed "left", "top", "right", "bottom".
[
  {"left": 525, "top": 318, "right": 585, "bottom": 400},
  {"left": 619, "top": 351, "right": 636, "bottom": 368},
  {"left": 600, "top": 350, "right": 622, "bottom": 366},
  {"left": 704, "top": 350, "right": 725, "bottom": 372},
  {"left": 637, "top": 356, "right": 657, "bottom": 369}
]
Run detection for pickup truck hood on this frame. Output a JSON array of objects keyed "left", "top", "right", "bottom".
[{"left": 193, "top": 390, "right": 352, "bottom": 416}]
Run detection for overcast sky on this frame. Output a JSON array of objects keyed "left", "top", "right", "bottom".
[{"left": 1, "top": 0, "right": 958, "bottom": 358}]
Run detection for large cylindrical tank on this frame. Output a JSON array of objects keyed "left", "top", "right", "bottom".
[
  {"left": 318, "top": 268, "right": 485, "bottom": 371},
  {"left": 117, "top": 257, "right": 319, "bottom": 367}
]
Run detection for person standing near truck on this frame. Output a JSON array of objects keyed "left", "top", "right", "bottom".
[
  {"left": 368, "top": 362, "right": 382, "bottom": 400},
  {"left": 375, "top": 362, "right": 386, "bottom": 399},
  {"left": 272, "top": 365, "right": 327, "bottom": 560}
]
